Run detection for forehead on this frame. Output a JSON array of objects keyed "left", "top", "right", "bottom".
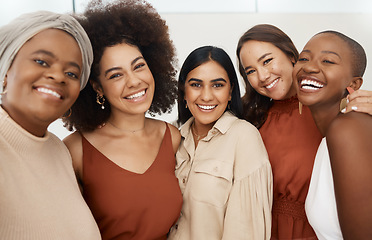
[
  {"left": 305, "top": 33, "right": 351, "bottom": 57},
  {"left": 17, "top": 28, "right": 82, "bottom": 64},
  {"left": 187, "top": 61, "right": 229, "bottom": 80},
  {"left": 101, "top": 43, "right": 142, "bottom": 64}
]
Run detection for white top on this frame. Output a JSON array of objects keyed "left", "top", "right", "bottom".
[{"left": 305, "top": 138, "right": 343, "bottom": 240}]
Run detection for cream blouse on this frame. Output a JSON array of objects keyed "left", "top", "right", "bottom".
[{"left": 168, "top": 111, "right": 273, "bottom": 240}]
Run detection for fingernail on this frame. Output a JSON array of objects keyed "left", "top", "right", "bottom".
[
  {"left": 351, "top": 106, "right": 358, "bottom": 110},
  {"left": 341, "top": 108, "right": 346, "bottom": 113},
  {"left": 347, "top": 87, "right": 354, "bottom": 94}
]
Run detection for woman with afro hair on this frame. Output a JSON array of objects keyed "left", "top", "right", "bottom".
[{"left": 63, "top": 0, "right": 183, "bottom": 239}]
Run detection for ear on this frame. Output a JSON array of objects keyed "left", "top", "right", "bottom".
[
  {"left": 90, "top": 80, "right": 103, "bottom": 95},
  {"left": 348, "top": 77, "right": 363, "bottom": 91}
]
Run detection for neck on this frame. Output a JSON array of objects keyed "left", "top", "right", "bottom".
[
  {"left": 107, "top": 113, "right": 146, "bottom": 134},
  {"left": 309, "top": 102, "right": 340, "bottom": 137},
  {"left": 1, "top": 105, "right": 48, "bottom": 137}
]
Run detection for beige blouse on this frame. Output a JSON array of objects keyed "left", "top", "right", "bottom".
[{"left": 168, "top": 112, "right": 272, "bottom": 240}]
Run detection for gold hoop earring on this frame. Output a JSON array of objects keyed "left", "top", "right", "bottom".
[
  {"left": 62, "top": 108, "right": 72, "bottom": 119},
  {"left": 1, "top": 80, "right": 7, "bottom": 95},
  {"left": 96, "top": 93, "right": 105, "bottom": 110}
]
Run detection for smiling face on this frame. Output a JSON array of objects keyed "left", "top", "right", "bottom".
[
  {"left": 294, "top": 33, "right": 355, "bottom": 110},
  {"left": 97, "top": 43, "right": 155, "bottom": 117},
  {"left": 2, "top": 29, "right": 82, "bottom": 136},
  {"left": 239, "top": 40, "right": 296, "bottom": 100},
  {"left": 184, "top": 60, "right": 231, "bottom": 130}
]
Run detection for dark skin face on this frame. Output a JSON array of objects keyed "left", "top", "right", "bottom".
[
  {"left": 2, "top": 29, "right": 82, "bottom": 137},
  {"left": 293, "top": 33, "right": 362, "bottom": 135}
]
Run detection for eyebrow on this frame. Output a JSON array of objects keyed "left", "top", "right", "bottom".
[
  {"left": 187, "top": 78, "right": 227, "bottom": 83},
  {"left": 32, "top": 49, "right": 81, "bottom": 71},
  {"left": 244, "top": 52, "right": 272, "bottom": 71},
  {"left": 302, "top": 49, "right": 341, "bottom": 59},
  {"left": 104, "top": 56, "right": 145, "bottom": 77}
]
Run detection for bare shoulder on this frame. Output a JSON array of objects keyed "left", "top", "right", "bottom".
[
  {"left": 167, "top": 122, "right": 181, "bottom": 153},
  {"left": 327, "top": 112, "right": 372, "bottom": 144},
  {"left": 63, "top": 131, "right": 83, "bottom": 177}
]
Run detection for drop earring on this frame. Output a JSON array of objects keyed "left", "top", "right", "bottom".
[
  {"left": 298, "top": 102, "right": 303, "bottom": 115},
  {"left": 96, "top": 93, "right": 105, "bottom": 110},
  {"left": 340, "top": 87, "right": 354, "bottom": 112}
]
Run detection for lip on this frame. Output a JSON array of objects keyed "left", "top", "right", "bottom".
[
  {"left": 263, "top": 78, "right": 279, "bottom": 90},
  {"left": 197, "top": 104, "right": 217, "bottom": 111},
  {"left": 124, "top": 89, "right": 147, "bottom": 102},
  {"left": 297, "top": 75, "right": 325, "bottom": 93},
  {"left": 33, "top": 85, "right": 64, "bottom": 100}
]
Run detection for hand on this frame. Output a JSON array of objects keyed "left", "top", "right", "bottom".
[{"left": 344, "top": 89, "right": 372, "bottom": 115}]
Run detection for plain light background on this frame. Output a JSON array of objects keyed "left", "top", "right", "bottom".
[{"left": 1, "top": 0, "right": 371, "bottom": 139}]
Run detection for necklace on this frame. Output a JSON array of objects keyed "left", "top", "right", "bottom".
[
  {"left": 192, "top": 123, "right": 208, "bottom": 141},
  {"left": 107, "top": 120, "right": 145, "bottom": 133}
]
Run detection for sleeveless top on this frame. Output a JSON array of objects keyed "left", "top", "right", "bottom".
[
  {"left": 305, "top": 138, "right": 343, "bottom": 240},
  {"left": 82, "top": 123, "right": 183, "bottom": 240},
  {"left": 259, "top": 97, "right": 322, "bottom": 240}
]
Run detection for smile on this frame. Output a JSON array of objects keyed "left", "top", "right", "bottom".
[
  {"left": 197, "top": 104, "right": 217, "bottom": 110},
  {"left": 300, "top": 79, "right": 324, "bottom": 90},
  {"left": 36, "top": 87, "right": 62, "bottom": 99},
  {"left": 125, "top": 90, "right": 146, "bottom": 100},
  {"left": 265, "top": 78, "right": 279, "bottom": 89}
]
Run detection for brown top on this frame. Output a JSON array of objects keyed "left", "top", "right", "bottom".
[
  {"left": 82, "top": 123, "right": 182, "bottom": 240},
  {"left": 259, "top": 97, "right": 322, "bottom": 240}
]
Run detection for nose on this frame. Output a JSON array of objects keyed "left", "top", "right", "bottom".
[
  {"left": 45, "top": 65, "right": 66, "bottom": 84},
  {"left": 200, "top": 86, "right": 213, "bottom": 101},
  {"left": 302, "top": 59, "right": 320, "bottom": 73},
  {"left": 257, "top": 67, "right": 270, "bottom": 82},
  {"left": 126, "top": 72, "right": 141, "bottom": 88}
]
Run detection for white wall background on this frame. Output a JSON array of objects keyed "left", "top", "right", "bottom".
[{"left": 1, "top": 0, "right": 371, "bottom": 139}]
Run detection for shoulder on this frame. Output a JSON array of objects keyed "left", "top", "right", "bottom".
[
  {"left": 63, "top": 131, "right": 82, "bottom": 149},
  {"left": 147, "top": 118, "right": 181, "bottom": 153},
  {"left": 326, "top": 112, "right": 372, "bottom": 159},
  {"left": 229, "top": 117, "right": 261, "bottom": 139},
  {"left": 327, "top": 112, "right": 372, "bottom": 142}
]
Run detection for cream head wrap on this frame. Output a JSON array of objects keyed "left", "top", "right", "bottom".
[{"left": 0, "top": 10, "right": 93, "bottom": 95}]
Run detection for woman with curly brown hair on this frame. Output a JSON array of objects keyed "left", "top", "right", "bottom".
[{"left": 62, "top": 0, "right": 182, "bottom": 239}]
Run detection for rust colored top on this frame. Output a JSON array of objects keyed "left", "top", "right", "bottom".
[
  {"left": 259, "top": 97, "right": 322, "bottom": 240},
  {"left": 82, "top": 124, "right": 182, "bottom": 240}
]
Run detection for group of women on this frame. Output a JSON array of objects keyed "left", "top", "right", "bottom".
[{"left": 1, "top": 0, "right": 371, "bottom": 239}]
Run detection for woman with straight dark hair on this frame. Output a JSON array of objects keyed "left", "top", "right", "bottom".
[{"left": 169, "top": 46, "right": 272, "bottom": 240}]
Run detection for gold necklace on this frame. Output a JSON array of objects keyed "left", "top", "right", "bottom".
[
  {"left": 107, "top": 121, "right": 145, "bottom": 133},
  {"left": 192, "top": 123, "right": 208, "bottom": 141}
]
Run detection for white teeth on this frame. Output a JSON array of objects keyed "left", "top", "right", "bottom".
[
  {"left": 198, "top": 104, "right": 216, "bottom": 110},
  {"left": 126, "top": 90, "right": 145, "bottom": 99},
  {"left": 266, "top": 79, "right": 279, "bottom": 89},
  {"left": 300, "top": 79, "right": 324, "bottom": 89},
  {"left": 37, "top": 87, "right": 61, "bottom": 99}
]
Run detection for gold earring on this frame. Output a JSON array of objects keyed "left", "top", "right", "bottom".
[
  {"left": 1, "top": 79, "right": 7, "bottom": 95},
  {"left": 62, "top": 108, "right": 72, "bottom": 119},
  {"left": 299, "top": 102, "right": 303, "bottom": 115},
  {"left": 96, "top": 93, "right": 105, "bottom": 110}
]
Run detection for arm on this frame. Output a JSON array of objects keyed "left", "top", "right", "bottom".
[
  {"left": 344, "top": 89, "right": 372, "bottom": 115},
  {"left": 326, "top": 112, "right": 372, "bottom": 239},
  {"left": 63, "top": 132, "right": 84, "bottom": 192},
  {"left": 222, "top": 123, "right": 272, "bottom": 240}
]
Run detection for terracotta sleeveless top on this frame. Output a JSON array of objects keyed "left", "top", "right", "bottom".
[
  {"left": 82, "top": 124, "right": 183, "bottom": 240},
  {"left": 259, "top": 97, "right": 322, "bottom": 240}
]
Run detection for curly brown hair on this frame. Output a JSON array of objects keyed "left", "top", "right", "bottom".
[{"left": 63, "top": 0, "right": 178, "bottom": 132}]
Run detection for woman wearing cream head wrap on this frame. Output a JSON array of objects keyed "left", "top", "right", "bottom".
[
  {"left": 0, "top": 11, "right": 100, "bottom": 240},
  {"left": 0, "top": 10, "right": 93, "bottom": 95}
]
